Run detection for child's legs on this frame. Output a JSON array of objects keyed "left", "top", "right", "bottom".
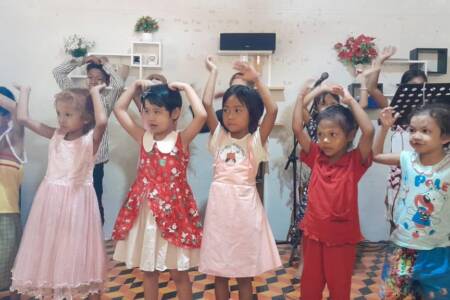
[
  {"left": 215, "top": 276, "right": 230, "bottom": 300},
  {"left": 381, "top": 247, "right": 417, "bottom": 300},
  {"left": 236, "top": 277, "right": 253, "bottom": 300},
  {"left": 300, "top": 237, "right": 326, "bottom": 300},
  {"left": 169, "top": 270, "right": 192, "bottom": 300},
  {"left": 143, "top": 271, "right": 160, "bottom": 300},
  {"left": 93, "top": 163, "right": 105, "bottom": 225},
  {"left": 413, "top": 247, "right": 450, "bottom": 300},
  {"left": 0, "top": 213, "right": 21, "bottom": 291},
  {"left": 323, "top": 243, "right": 357, "bottom": 300}
]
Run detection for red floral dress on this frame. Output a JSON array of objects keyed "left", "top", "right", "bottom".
[{"left": 113, "top": 132, "right": 202, "bottom": 249}]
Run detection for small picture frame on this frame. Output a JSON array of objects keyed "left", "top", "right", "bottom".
[
  {"left": 132, "top": 55, "right": 141, "bottom": 66},
  {"left": 144, "top": 54, "right": 158, "bottom": 66}
]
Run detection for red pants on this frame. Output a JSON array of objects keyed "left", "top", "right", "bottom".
[{"left": 300, "top": 237, "right": 357, "bottom": 300}]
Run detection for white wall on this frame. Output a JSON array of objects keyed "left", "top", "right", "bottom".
[{"left": 2, "top": 0, "right": 450, "bottom": 241}]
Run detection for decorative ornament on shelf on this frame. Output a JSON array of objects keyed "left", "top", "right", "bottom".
[
  {"left": 135, "top": 16, "right": 159, "bottom": 41},
  {"left": 64, "top": 34, "right": 95, "bottom": 58},
  {"left": 334, "top": 34, "right": 378, "bottom": 75}
]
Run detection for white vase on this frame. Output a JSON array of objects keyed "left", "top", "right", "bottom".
[{"left": 142, "top": 32, "right": 153, "bottom": 42}]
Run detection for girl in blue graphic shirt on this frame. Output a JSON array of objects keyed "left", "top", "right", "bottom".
[{"left": 373, "top": 102, "right": 450, "bottom": 299}]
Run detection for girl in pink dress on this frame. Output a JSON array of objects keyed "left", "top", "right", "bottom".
[
  {"left": 200, "top": 61, "right": 282, "bottom": 300},
  {"left": 112, "top": 81, "right": 206, "bottom": 300},
  {"left": 10, "top": 84, "right": 108, "bottom": 299}
]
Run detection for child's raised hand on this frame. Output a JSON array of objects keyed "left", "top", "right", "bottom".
[
  {"left": 329, "top": 85, "right": 354, "bottom": 105},
  {"left": 298, "top": 79, "right": 315, "bottom": 98},
  {"left": 83, "top": 55, "right": 101, "bottom": 65},
  {"left": 205, "top": 55, "right": 217, "bottom": 72},
  {"left": 90, "top": 83, "right": 106, "bottom": 94},
  {"left": 135, "top": 80, "right": 153, "bottom": 92},
  {"left": 99, "top": 56, "right": 109, "bottom": 65},
  {"left": 330, "top": 85, "right": 344, "bottom": 97},
  {"left": 377, "top": 46, "right": 396, "bottom": 65},
  {"left": 169, "top": 82, "right": 189, "bottom": 91},
  {"left": 340, "top": 88, "right": 355, "bottom": 105},
  {"left": 356, "top": 65, "right": 380, "bottom": 85},
  {"left": 13, "top": 84, "right": 30, "bottom": 92},
  {"left": 379, "top": 107, "right": 399, "bottom": 128},
  {"left": 233, "top": 61, "right": 259, "bottom": 82}
]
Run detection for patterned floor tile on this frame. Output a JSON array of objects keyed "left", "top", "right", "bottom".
[{"left": 98, "top": 241, "right": 390, "bottom": 299}]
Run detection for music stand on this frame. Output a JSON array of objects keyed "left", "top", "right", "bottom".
[{"left": 390, "top": 83, "right": 450, "bottom": 126}]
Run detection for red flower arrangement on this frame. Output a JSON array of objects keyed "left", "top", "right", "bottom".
[{"left": 334, "top": 34, "right": 378, "bottom": 66}]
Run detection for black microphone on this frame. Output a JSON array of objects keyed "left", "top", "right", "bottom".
[{"left": 313, "top": 72, "right": 329, "bottom": 88}]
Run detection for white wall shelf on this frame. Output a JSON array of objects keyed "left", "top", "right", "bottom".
[
  {"left": 382, "top": 58, "right": 428, "bottom": 98},
  {"left": 67, "top": 43, "right": 163, "bottom": 85},
  {"left": 131, "top": 41, "right": 162, "bottom": 69},
  {"left": 385, "top": 58, "right": 428, "bottom": 75}
]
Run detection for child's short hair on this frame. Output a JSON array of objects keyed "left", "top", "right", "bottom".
[
  {"left": 400, "top": 69, "right": 428, "bottom": 84},
  {"left": 222, "top": 85, "right": 264, "bottom": 134},
  {"left": 410, "top": 101, "right": 450, "bottom": 138},
  {"left": 54, "top": 88, "right": 95, "bottom": 133},
  {"left": 316, "top": 104, "right": 357, "bottom": 135},
  {"left": 86, "top": 63, "right": 110, "bottom": 85},
  {"left": 0, "top": 87, "right": 15, "bottom": 116},
  {"left": 141, "top": 84, "right": 182, "bottom": 113}
]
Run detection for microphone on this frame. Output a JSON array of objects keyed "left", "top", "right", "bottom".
[{"left": 313, "top": 72, "right": 329, "bottom": 88}]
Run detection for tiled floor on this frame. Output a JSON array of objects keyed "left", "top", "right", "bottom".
[{"left": 103, "top": 241, "right": 389, "bottom": 299}]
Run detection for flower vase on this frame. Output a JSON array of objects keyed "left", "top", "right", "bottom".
[
  {"left": 352, "top": 63, "right": 371, "bottom": 82},
  {"left": 353, "top": 63, "right": 364, "bottom": 76},
  {"left": 71, "top": 48, "right": 87, "bottom": 58},
  {"left": 142, "top": 32, "right": 153, "bottom": 42}
]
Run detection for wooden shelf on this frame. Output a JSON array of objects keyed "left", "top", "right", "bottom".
[{"left": 269, "top": 86, "right": 284, "bottom": 91}]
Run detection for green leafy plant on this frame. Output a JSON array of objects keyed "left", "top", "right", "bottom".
[
  {"left": 64, "top": 34, "right": 95, "bottom": 58},
  {"left": 135, "top": 16, "right": 159, "bottom": 33}
]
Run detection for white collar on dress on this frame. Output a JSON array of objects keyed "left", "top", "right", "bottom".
[{"left": 143, "top": 131, "right": 178, "bottom": 154}]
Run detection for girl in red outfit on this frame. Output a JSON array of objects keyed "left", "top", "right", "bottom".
[
  {"left": 292, "top": 84, "right": 375, "bottom": 300},
  {"left": 112, "top": 81, "right": 206, "bottom": 300}
]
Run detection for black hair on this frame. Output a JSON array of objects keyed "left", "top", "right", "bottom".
[
  {"left": 400, "top": 69, "right": 428, "bottom": 84},
  {"left": 316, "top": 104, "right": 357, "bottom": 135},
  {"left": 86, "top": 63, "right": 110, "bottom": 85},
  {"left": 141, "top": 84, "right": 182, "bottom": 113},
  {"left": 313, "top": 91, "right": 340, "bottom": 109},
  {"left": 409, "top": 101, "right": 450, "bottom": 142},
  {"left": 221, "top": 85, "right": 264, "bottom": 134},
  {"left": 0, "top": 87, "right": 15, "bottom": 116}
]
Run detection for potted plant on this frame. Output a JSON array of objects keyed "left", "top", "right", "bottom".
[
  {"left": 64, "top": 34, "right": 95, "bottom": 58},
  {"left": 334, "top": 34, "right": 377, "bottom": 74},
  {"left": 135, "top": 16, "right": 159, "bottom": 41}
]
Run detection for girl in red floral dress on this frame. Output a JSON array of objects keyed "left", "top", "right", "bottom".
[{"left": 112, "top": 80, "right": 206, "bottom": 300}]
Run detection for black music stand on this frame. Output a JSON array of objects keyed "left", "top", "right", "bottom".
[{"left": 390, "top": 83, "right": 450, "bottom": 126}]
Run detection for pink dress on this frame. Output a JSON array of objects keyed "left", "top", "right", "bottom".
[
  {"left": 199, "top": 126, "right": 281, "bottom": 278},
  {"left": 11, "top": 130, "right": 106, "bottom": 299}
]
